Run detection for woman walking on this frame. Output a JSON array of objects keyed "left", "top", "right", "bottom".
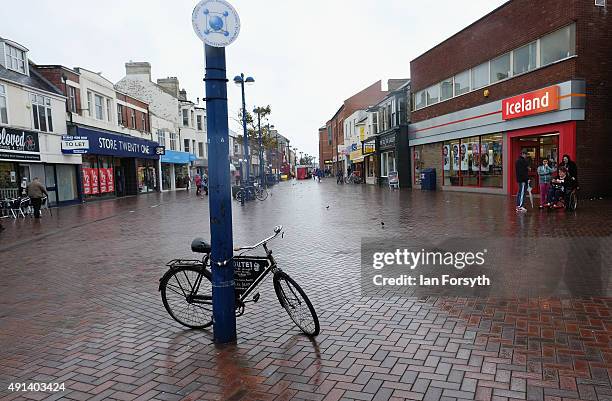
[{"left": 537, "top": 158, "right": 554, "bottom": 208}]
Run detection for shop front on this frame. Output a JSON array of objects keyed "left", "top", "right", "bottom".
[
  {"left": 362, "top": 136, "right": 378, "bottom": 185},
  {"left": 62, "top": 126, "right": 160, "bottom": 200},
  {"left": 160, "top": 150, "right": 196, "bottom": 191},
  {"left": 408, "top": 80, "right": 584, "bottom": 195}
]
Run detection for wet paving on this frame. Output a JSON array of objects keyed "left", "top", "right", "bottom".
[{"left": 1, "top": 179, "right": 611, "bottom": 401}]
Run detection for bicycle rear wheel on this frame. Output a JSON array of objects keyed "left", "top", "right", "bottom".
[
  {"left": 273, "top": 271, "right": 320, "bottom": 336},
  {"left": 256, "top": 188, "right": 268, "bottom": 201},
  {"left": 160, "top": 266, "right": 213, "bottom": 329}
]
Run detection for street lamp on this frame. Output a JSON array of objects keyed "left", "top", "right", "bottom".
[{"left": 233, "top": 73, "right": 254, "bottom": 204}]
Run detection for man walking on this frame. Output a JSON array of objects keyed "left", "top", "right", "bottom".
[
  {"left": 515, "top": 150, "right": 529, "bottom": 213},
  {"left": 27, "top": 177, "right": 48, "bottom": 219}
]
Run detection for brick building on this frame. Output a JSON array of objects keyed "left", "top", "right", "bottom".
[
  {"left": 318, "top": 81, "right": 387, "bottom": 173},
  {"left": 408, "top": 0, "right": 611, "bottom": 197}
]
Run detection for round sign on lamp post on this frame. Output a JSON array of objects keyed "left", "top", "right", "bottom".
[
  {"left": 193, "top": 0, "right": 240, "bottom": 344},
  {"left": 192, "top": 0, "right": 241, "bottom": 48}
]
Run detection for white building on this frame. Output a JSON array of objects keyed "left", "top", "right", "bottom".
[
  {"left": 0, "top": 37, "right": 81, "bottom": 204},
  {"left": 342, "top": 109, "right": 368, "bottom": 178}
]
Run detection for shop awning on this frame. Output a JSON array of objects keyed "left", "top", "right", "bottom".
[{"left": 161, "top": 150, "right": 193, "bottom": 164}]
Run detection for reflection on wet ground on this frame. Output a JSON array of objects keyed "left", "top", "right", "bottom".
[{"left": 1, "top": 180, "right": 611, "bottom": 400}]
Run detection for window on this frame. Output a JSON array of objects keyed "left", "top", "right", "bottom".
[
  {"left": 169, "top": 132, "right": 177, "bottom": 151},
  {"left": 380, "top": 151, "right": 395, "bottom": 177},
  {"left": 94, "top": 94, "right": 104, "bottom": 120},
  {"left": 513, "top": 42, "right": 537, "bottom": 75},
  {"left": 197, "top": 115, "right": 202, "bottom": 130},
  {"left": 198, "top": 142, "right": 204, "bottom": 157},
  {"left": 426, "top": 85, "right": 439, "bottom": 106},
  {"left": 68, "top": 86, "right": 77, "bottom": 113},
  {"left": 157, "top": 129, "right": 166, "bottom": 146},
  {"left": 31, "top": 94, "right": 53, "bottom": 132},
  {"left": 87, "top": 91, "right": 92, "bottom": 116},
  {"left": 141, "top": 114, "right": 146, "bottom": 131},
  {"left": 106, "top": 99, "right": 112, "bottom": 122},
  {"left": 184, "top": 139, "right": 190, "bottom": 153},
  {"left": 0, "top": 84, "right": 7, "bottom": 124},
  {"left": 440, "top": 78, "right": 453, "bottom": 101},
  {"left": 414, "top": 90, "right": 426, "bottom": 110},
  {"left": 453, "top": 70, "right": 470, "bottom": 96},
  {"left": 5, "top": 45, "right": 26, "bottom": 74},
  {"left": 490, "top": 53, "right": 510, "bottom": 83},
  {"left": 443, "top": 134, "right": 502, "bottom": 188},
  {"left": 191, "top": 110, "right": 195, "bottom": 127},
  {"left": 182, "top": 109, "right": 189, "bottom": 126},
  {"left": 117, "top": 104, "right": 124, "bottom": 125},
  {"left": 327, "top": 126, "right": 332, "bottom": 145},
  {"left": 540, "top": 24, "right": 575, "bottom": 66},
  {"left": 130, "top": 109, "right": 136, "bottom": 128},
  {"left": 471, "top": 62, "right": 489, "bottom": 90},
  {"left": 192, "top": 140, "right": 196, "bottom": 155}
]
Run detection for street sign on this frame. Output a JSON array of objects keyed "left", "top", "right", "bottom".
[{"left": 192, "top": 0, "right": 240, "bottom": 47}]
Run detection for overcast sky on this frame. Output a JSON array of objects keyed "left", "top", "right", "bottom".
[{"left": 4, "top": 0, "right": 506, "bottom": 159}]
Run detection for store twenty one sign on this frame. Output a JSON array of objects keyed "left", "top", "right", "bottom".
[{"left": 502, "top": 86, "right": 560, "bottom": 120}]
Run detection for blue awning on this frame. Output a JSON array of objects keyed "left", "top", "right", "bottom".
[{"left": 161, "top": 150, "right": 193, "bottom": 164}]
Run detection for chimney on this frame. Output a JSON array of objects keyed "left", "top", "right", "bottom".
[
  {"left": 179, "top": 89, "right": 187, "bottom": 101},
  {"left": 157, "top": 77, "right": 180, "bottom": 98},
  {"left": 125, "top": 62, "right": 151, "bottom": 81}
]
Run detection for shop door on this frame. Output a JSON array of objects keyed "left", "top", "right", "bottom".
[
  {"left": 511, "top": 135, "right": 559, "bottom": 194},
  {"left": 115, "top": 166, "right": 126, "bottom": 197}
]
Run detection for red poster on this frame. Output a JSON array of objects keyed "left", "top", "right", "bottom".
[
  {"left": 91, "top": 168, "right": 99, "bottom": 194},
  {"left": 82, "top": 168, "right": 92, "bottom": 195},
  {"left": 99, "top": 168, "right": 108, "bottom": 193},
  {"left": 106, "top": 168, "right": 114, "bottom": 193}
]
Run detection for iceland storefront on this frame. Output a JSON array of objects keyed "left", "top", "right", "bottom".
[
  {"left": 62, "top": 125, "right": 160, "bottom": 200},
  {"left": 408, "top": 80, "right": 585, "bottom": 195}
]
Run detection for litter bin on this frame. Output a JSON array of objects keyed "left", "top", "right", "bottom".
[{"left": 420, "top": 168, "right": 436, "bottom": 190}]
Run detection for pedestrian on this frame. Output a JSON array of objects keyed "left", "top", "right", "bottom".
[
  {"left": 26, "top": 177, "right": 48, "bottom": 219},
  {"left": 194, "top": 174, "right": 202, "bottom": 196},
  {"left": 336, "top": 169, "right": 343, "bottom": 184},
  {"left": 202, "top": 173, "right": 209, "bottom": 196},
  {"left": 515, "top": 150, "right": 529, "bottom": 213},
  {"left": 537, "top": 158, "right": 554, "bottom": 208},
  {"left": 559, "top": 154, "right": 578, "bottom": 180}
]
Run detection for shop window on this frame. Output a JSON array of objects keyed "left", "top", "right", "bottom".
[
  {"left": 540, "top": 24, "right": 575, "bottom": 66},
  {"left": 471, "top": 62, "right": 489, "bottom": 90},
  {"left": 462, "top": 136, "right": 480, "bottom": 186},
  {"left": 0, "top": 84, "right": 8, "bottom": 124},
  {"left": 443, "top": 139, "right": 460, "bottom": 186},
  {"left": 413, "top": 145, "right": 425, "bottom": 185},
  {"left": 490, "top": 53, "right": 510, "bottom": 83},
  {"left": 31, "top": 94, "right": 53, "bottom": 132},
  {"left": 513, "top": 42, "right": 537, "bottom": 75},
  {"left": 380, "top": 151, "right": 395, "bottom": 177},
  {"left": 480, "top": 134, "right": 503, "bottom": 188},
  {"left": 453, "top": 70, "right": 470, "bottom": 96},
  {"left": 440, "top": 78, "right": 453, "bottom": 101},
  {"left": 443, "top": 134, "right": 502, "bottom": 188}
]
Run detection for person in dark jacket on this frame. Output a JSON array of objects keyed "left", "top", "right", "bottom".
[
  {"left": 26, "top": 177, "right": 48, "bottom": 219},
  {"left": 515, "top": 150, "right": 529, "bottom": 212},
  {"left": 559, "top": 154, "right": 577, "bottom": 180}
]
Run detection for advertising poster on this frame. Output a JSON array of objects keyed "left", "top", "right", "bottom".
[
  {"left": 91, "top": 168, "right": 99, "bottom": 194},
  {"left": 452, "top": 144, "right": 460, "bottom": 171},
  {"left": 82, "top": 168, "right": 92, "bottom": 195},
  {"left": 442, "top": 145, "right": 450, "bottom": 171},
  {"left": 106, "top": 168, "right": 115, "bottom": 193},
  {"left": 480, "top": 143, "right": 490, "bottom": 171},
  {"left": 99, "top": 168, "right": 108, "bottom": 193},
  {"left": 471, "top": 143, "right": 480, "bottom": 171},
  {"left": 460, "top": 143, "right": 468, "bottom": 171}
]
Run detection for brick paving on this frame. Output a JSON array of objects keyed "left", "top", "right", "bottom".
[{"left": 1, "top": 179, "right": 611, "bottom": 401}]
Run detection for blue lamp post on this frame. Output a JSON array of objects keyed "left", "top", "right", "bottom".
[
  {"left": 233, "top": 73, "right": 254, "bottom": 204},
  {"left": 192, "top": 0, "right": 241, "bottom": 344}
]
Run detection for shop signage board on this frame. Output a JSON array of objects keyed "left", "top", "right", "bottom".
[
  {"left": 379, "top": 133, "right": 396, "bottom": 150},
  {"left": 502, "top": 85, "right": 559, "bottom": 120},
  {"left": 63, "top": 127, "right": 160, "bottom": 159},
  {"left": 363, "top": 138, "right": 377, "bottom": 155},
  {"left": 0, "top": 127, "right": 41, "bottom": 161},
  {"left": 232, "top": 256, "right": 270, "bottom": 297}
]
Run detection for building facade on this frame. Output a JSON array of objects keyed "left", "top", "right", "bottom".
[
  {"left": 0, "top": 38, "right": 81, "bottom": 205},
  {"left": 408, "top": 0, "right": 611, "bottom": 197}
]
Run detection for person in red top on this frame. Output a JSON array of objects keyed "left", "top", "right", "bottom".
[{"left": 194, "top": 174, "right": 202, "bottom": 196}]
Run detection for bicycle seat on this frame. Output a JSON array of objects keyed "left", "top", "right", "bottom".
[{"left": 191, "top": 238, "right": 212, "bottom": 254}]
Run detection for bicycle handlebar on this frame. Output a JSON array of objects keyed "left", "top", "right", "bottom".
[{"left": 234, "top": 225, "right": 283, "bottom": 251}]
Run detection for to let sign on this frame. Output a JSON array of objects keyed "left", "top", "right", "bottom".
[{"left": 502, "top": 86, "right": 559, "bottom": 120}]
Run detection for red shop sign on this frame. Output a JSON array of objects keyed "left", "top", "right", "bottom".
[
  {"left": 91, "top": 168, "right": 99, "bottom": 194},
  {"left": 502, "top": 86, "right": 559, "bottom": 120},
  {"left": 82, "top": 168, "right": 92, "bottom": 195},
  {"left": 99, "top": 168, "right": 108, "bottom": 193},
  {"left": 106, "top": 168, "right": 114, "bottom": 193}
]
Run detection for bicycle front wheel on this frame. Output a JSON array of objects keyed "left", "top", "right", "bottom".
[
  {"left": 160, "top": 266, "right": 213, "bottom": 329},
  {"left": 256, "top": 188, "right": 268, "bottom": 201},
  {"left": 273, "top": 271, "right": 320, "bottom": 336}
]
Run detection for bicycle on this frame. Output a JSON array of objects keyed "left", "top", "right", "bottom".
[
  {"left": 235, "top": 184, "right": 268, "bottom": 202},
  {"left": 344, "top": 173, "right": 363, "bottom": 184},
  {"left": 159, "top": 225, "right": 320, "bottom": 336}
]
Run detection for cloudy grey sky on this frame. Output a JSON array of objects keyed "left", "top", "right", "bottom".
[{"left": 4, "top": 0, "right": 506, "bottom": 158}]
